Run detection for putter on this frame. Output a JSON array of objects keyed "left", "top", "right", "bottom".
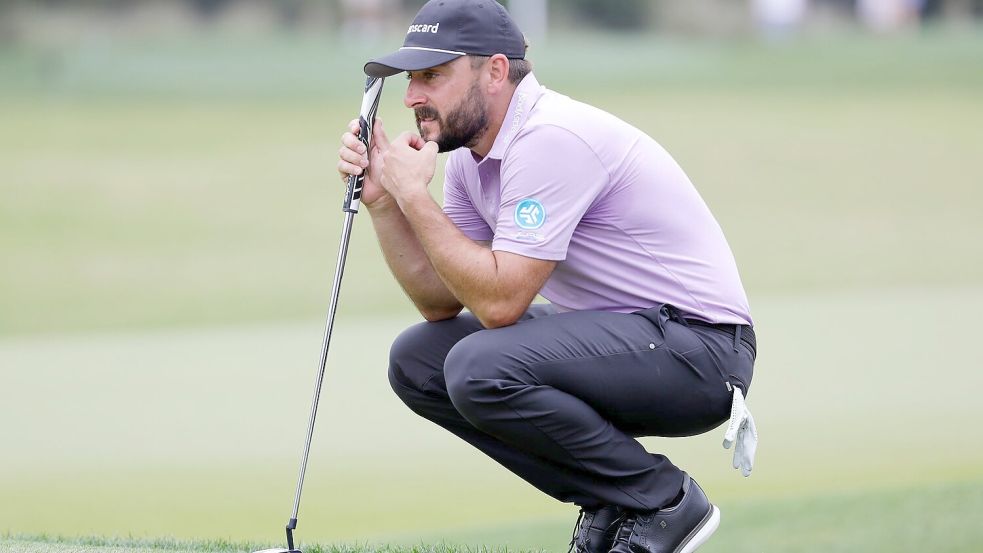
[{"left": 254, "top": 75, "right": 384, "bottom": 553}]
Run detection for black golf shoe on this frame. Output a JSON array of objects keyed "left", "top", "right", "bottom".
[
  {"left": 568, "top": 505, "right": 624, "bottom": 553},
  {"left": 608, "top": 474, "right": 720, "bottom": 553}
]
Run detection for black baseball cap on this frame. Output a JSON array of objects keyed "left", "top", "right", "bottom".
[{"left": 364, "top": 0, "right": 525, "bottom": 78}]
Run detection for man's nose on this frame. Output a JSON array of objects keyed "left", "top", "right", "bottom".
[{"left": 404, "top": 80, "right": 426, "bottom": 109}]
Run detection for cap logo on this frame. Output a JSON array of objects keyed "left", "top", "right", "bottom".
[{"left": 407, "top": 23, "right": 440, "bottom": 34}]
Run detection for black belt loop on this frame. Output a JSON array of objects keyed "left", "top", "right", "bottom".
[
  {"left": 733, "top": 325, "right": 742, "bottom": 353},
  {"left": 666, "top": 305, "right": 690, "bottom": 328},
  {"left": 633, "top": 304, "right": 668, "bottom": 334}
]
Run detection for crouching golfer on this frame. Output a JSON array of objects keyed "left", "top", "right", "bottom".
[{"left": 336, "top": 1, "right": 757, "bottom": 552}]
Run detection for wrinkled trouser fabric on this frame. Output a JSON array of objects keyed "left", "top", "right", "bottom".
[{"left": 387, "top": 304, "right": 756, "bottom": 511}]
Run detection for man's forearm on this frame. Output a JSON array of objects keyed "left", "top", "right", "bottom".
[
  {"left": 366, "top": 196, "right": 463, "bottom": 320},
  {"left": 395, "top": 189, "right": 542, "bottom": 328},
  {"left": 373, "top": 132, "right": 554, "bottom": 328}
]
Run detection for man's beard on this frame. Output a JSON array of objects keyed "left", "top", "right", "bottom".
[{"left": 415, "top": 82, "right": 489, "bottom": 153}]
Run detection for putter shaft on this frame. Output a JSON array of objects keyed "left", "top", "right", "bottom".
[
  {"left": 277, "top": 76, "right": 383, "bottom": 553},
  {"left": 287, "top": 211, "right": 356, "bottom": 545}
]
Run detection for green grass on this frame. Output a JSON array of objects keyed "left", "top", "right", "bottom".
[
  {"left": 2, "top": 291, "right": 982, "bottom": 551},
  {"left": 4, "top": 478, "right": 983, "bottom": 552},
  {"left": 405, "top": 479, "right": 983, "bottom": 552},
  {"left": 0, "top": 535, "right": 535, "bottom": 553},
  {"left": 2, "top": 31, "right": 981, "bottom": 335}
]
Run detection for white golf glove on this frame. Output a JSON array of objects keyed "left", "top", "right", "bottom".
[{"left": 722, "top": 387, "right": 757, "bottom": 477}]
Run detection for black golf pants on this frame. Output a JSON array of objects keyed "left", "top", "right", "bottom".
[{"left": 387, "top": 304, "right": 756, "bottom": 511}]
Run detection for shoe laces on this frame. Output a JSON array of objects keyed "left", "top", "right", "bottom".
[
  {"left": 567, "top": 508, "right": 587, "bottom": 553},
  {"left": 613, "top": 513, "right": 637, "bottom": 546}
]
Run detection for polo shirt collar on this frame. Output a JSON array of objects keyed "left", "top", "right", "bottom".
[{"left": 483, "top": 72, "right": 544, "bottom": 162}]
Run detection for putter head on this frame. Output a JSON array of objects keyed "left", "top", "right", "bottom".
[{"left": 252, "top": 549, "right": 301, "bottom": 553}]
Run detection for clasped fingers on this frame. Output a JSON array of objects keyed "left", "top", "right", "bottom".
[{"left": 337, "top": 130, "right": 369, "bottom": 181}]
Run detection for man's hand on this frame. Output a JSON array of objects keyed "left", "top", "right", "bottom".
[
  {"left": 337, "top": 118, "right": 391, "bottom": 208},
  {"left": 376, "top": 130, "right": 439, "bottom": 205},
  {"left": 722, "top": 387, "right": 757, "bottom": 477}
]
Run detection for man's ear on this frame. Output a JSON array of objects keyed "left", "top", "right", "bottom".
[{"left": 486, "top": 54, "right": 510, "bottom": 93}]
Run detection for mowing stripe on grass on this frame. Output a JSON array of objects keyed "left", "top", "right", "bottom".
[
  {"left": 5, "top": 478, "right": 982, "bottom": 553},
  {"left": 0, "top": 535, "right": 540, "bottom": 553}
]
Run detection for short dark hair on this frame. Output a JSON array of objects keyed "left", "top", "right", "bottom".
[{"left": 469, "top": 36, "right": 532, "bottom": 84}]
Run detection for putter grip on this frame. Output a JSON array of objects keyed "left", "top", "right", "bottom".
[
  {"left": 342, "top": 120, "right": 369, "bottom": 213},
  {"left": 343, "top": 76, "right": 384, "bottom": 213}
]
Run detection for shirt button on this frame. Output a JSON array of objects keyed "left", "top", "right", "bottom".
[{"left": 649, "top": 343, "right": 656, "bottom": 349}]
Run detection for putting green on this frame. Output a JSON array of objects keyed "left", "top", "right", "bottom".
[
  {"left": 4, "top": 477, "right": 983, "bottom": 553},
  {"left": 2, "top": 289, "right": 981, "bottom": 551}
]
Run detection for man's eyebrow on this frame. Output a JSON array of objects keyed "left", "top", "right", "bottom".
[{"left": 407, "top": 68, "right": 443, "bottom": 77}]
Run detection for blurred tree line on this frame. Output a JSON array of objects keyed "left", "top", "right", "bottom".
[
  {"left": 1, "top": 0, "right": 655, "bottom": 28},
  {"left": 1, "top": 0, "right": 981, "bottom": 43}
]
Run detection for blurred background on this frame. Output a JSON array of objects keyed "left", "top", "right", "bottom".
[{"left": 1, "top": 1, "right": 982, "bottom": 552}]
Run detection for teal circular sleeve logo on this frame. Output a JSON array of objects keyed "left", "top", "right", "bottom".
[{"left": 514, "top": 199, "right": 546, "bottom": 230}]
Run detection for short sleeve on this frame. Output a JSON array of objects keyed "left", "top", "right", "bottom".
[
  {"left": 492, "top": 125, "right": 609, "bottom": 260},
  {"left": 442, "top": 153, "right": 493, "bottom": 241}
]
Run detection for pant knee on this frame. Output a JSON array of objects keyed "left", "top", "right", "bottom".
[
  {"left": 444, "top": 333, "right": 521, "bottom": 423},
  {"left": 388, "top": 321, "right": 445, "bottom": 403},
  {"left": 387, "top": 361, "right": 417, "bottom": 407}
]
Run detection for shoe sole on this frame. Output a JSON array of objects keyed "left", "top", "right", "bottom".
[{"left": 676, "top": 505, "right": 720, "bottom": 553}]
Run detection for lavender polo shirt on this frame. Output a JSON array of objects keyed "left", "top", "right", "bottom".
[{"left": 442, "top": 74, "right": 752, "bottom": 325}]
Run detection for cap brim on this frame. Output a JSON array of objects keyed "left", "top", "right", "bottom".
[{"left": 364, "top": 48, "right": 465, "bottom": 78}]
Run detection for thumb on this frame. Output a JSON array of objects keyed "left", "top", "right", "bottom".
[
  {"left": 420, "top": 140, "right": 439, "bottom": 167},
  {"left": 405, "top": 132, "right": 428, "bottom": 151},
  {"left": 371, "top": 117, "right": 390, "bottom": 151}
]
